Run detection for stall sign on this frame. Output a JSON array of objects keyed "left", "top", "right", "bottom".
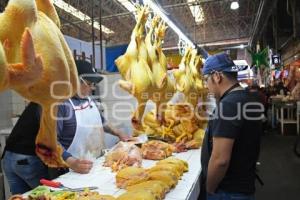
[{"left": 272, "top": 54, "right": 281, "bottom": 65}]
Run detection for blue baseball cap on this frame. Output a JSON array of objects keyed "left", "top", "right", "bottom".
[{"left": 202, "top": 53, "right": 246, "bottom": 75}]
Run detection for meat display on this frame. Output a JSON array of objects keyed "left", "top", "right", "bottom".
[
  {"left": 141, "top": 140, "right": 174, "bottom": 160},
  {"left": 115, "top": 167, "right": 149, "bottom": 189},
  {"left": 104, "top": 142, "right": 142, "bottom": 172}
]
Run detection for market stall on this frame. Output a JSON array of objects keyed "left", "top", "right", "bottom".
[{"left": 29, "top": 149, "right": 201, "bottom": 200}]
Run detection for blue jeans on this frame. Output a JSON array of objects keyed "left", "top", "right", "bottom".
[
  {"left": 207, "top": 191, "right": 255, "bottom": 200},
  {"left": 2, "top": 151, "right": 49, "bottom": 194}
]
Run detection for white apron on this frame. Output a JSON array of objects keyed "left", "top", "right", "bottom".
[{"left": 67, "top": 97, "right": 105, "bottom": 160}]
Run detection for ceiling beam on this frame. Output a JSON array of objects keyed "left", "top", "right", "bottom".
[
  {"left": 95, "top": 0, "right": 222, "bottom": 20},
  {"left": 249, "top": 0, "right": 278, "bottom": 47},
  {"left": 60, "top": 16, "right": 92, "bottom": 36},
  {"left": 198, "top": 37, "right": 249, "bottom": 47},
  {"left": 59, "top": 0, "right": 133, "bottom": 34}
]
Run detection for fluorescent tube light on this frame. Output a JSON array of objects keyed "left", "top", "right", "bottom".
[
  {"left": 117, "top": 0, "right": 136, "bottom": 12},
  {"left": 52, "top": 0, "right": 114, "bottom": 34},
  {"left": 143, "top": 0, "right": 194, "bottom": 48},
  {"left": 187, "top": 0, "right": 205, "bottom": 24}
]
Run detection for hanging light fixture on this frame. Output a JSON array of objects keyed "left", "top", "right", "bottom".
[
  {"left": 230, "top": 1, "right": 239, "bottom": 10},
  {"left": 53, "top": 0, "right": 114, "bottom": 34}
]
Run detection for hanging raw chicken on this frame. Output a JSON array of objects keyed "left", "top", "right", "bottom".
[
  {"left": 115, "top": 6, "right": 154, "bottom": 130},
  {"left": 145, "top": 16, "right": 175, "bottom": 123},
  {"left": 0, "top": 0, "right": 78, "bottom": 167},
  {"left": 173, "top": 48, "right": 205, "bottom": 108}
]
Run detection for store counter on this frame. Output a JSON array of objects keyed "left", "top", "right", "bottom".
[{"left": 46, "top": 149, "right": 201, "bottom": 200}]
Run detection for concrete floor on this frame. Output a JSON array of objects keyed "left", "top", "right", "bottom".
[
  {"left": 197, "top": 128, "right": 300, "bottom": 200},
  {"left": 255, "top": 132, "right": 300, "bottom": 200}
]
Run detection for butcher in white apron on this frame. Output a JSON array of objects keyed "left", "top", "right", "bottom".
[
  {"left": 54, "top": 60, "right": 130, "bottom": 175},
  {"left": 67, "top": 97, "right": 105, "bottom": 160}
]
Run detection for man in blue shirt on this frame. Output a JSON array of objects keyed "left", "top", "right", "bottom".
[{"left": 199, "top": 53, "right": 263, "bottom": 200}]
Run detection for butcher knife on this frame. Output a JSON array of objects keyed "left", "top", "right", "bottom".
[{"left": 40, "top": 179, "right": 98, "bottom": 192}]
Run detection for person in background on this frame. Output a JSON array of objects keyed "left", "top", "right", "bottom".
[
  {"left": 52, "top": 60, "right": 130, "bottom": 176},
  {"left": 275, "top": 81, "right": 288, "bottom": 95},
  {"left": 199, "top": 53, "right": 263, "bottom": 200},
  {"left": 1, "top": 102, "right": 49, "bottom": 194}
]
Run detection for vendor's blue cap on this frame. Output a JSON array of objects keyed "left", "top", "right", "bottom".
[{"left": 202, "top": 53, "right": 245, "bottom": 75}]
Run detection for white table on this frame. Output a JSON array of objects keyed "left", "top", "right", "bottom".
[{"left": 49, "top": 149, "right": 201, "bottom": 200}]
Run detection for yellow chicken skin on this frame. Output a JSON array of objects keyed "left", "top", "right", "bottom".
[
  {"left": 148, "top": 164, "right": 182, "bottom": 179},
  {"left": 146, "top": 17, "right": 175, "bottom": 123},
  {"left": 0, "top": 0, "right": 78, "bottom": 167},
  {"left": 148, "top": 171, "right": 178, "bottom": 188},
  {"left": 117, "top": 190, "right": 156, "bottom": 200},
  {"left": 185, "top": 128, "right": 205, "bottom": 149},
  {"left": 115, "top": 7, "right": 154, "bottom": 130},
  {"left": 0, "top": 29, "right": 43, "bottom": 92},
  {"left": 127, "top": 180, "right": 169, "bottom": 200},
  {"left": 116, "top": 167, "right": 149, "bottom": 189},
  {"left": 157, "top": 157, "right": 189, "bottom": 173},
  {"left": 116, "top": 11, "right": 176, "bottom": 130}
]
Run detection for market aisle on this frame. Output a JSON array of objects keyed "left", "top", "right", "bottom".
[{"left": 256, "top": 132, "right": 300, "bottom": 200}]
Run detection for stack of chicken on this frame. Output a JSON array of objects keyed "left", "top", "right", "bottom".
[
  {"left": 115, "top": 7, "right": 176, "bottom": 131},
  {"left": 116, "top": 167, "right": 149, "bottom": 189},
  {"left": 136, "top": 103, "right": 206, "bottom": 152},
  {"left": 141, "top": 140, "right": 174, "bottom": 160},
  {"left": 115, "top": 157, "right": 188, "bottom": 200},
  {"left": 123, "top": 32, "right": 207, "bottom": 150},
  {"left": 103, "top": 142, "right": 142, "bottom": 172}
]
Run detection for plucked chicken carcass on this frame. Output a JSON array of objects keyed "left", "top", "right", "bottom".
[
  {"left": 116, "top": 166, "right": 149, "bottom": 189},
  {"left": 0, "top": 31, "right": 42, "bottom": 92},
  {"left": 145, "top": 16, "right": 176, "bottom": 123},
  {"left": 115, "top": 7, "right": 154, "bottom": 130},
  {"left": 148, "top": 170, "right": 178, "bottom": 188},
  {"left": 115, "top": 158, "right": 188, "bottom": 199},
  {"left": 141, "top": 140, "right": 174, "bottom": 160},
  {"left": 117, "top": 190, "right": 156, "bottom": 200},
  {"left": 139, "top": 103, "right": 206, "bottom": 145},
  {"left": 104, "top": 142, "right": 142, "bottom": 172},
  {"left": 157, "top": 157, "right": 188, "bottom": 173},
  {"left": 0, "top": 0, "right": 78, "bottom": 167},
  {"left": 115, "top": 10, "right": 176, "bottom": 130},
  {"left": 126, "top": 180, "right": 169, "bottom": 200},
  {"left": 173, "top": 48, "right": 206, "bottom": 108}
]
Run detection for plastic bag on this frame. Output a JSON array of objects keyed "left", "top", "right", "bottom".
[{"left": 103, "top": 142, "right": 142, "bottom": 171}]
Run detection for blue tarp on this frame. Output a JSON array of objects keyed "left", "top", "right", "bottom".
[{"left": 105, "top": 44, "right": 128, "bottom": 72}]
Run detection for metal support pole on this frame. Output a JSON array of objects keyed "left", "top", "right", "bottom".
[
  {"left": 272, "top": 9, "right": 278, "bottom": 52},
  {"left": 91, "top": 0, "right": 96, "bottom": 68},
  {"left": 99, "top": 0, "right": 104, "bottom": 71}
]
